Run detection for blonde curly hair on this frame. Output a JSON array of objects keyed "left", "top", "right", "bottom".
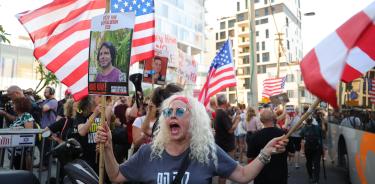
[{"left": 151, "top": 94, "right": 218, "bottom": 167}]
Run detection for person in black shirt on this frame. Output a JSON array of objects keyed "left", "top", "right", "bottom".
[
  {"left": 214, "top": 94, "right": 240, "bottom": 184},
  {"left": 47, "top": 99, "right": 78, "bottom": 143},
  {"left": 75, "top": 95, "right": 102, "bottom": 173},
  {"left": 56, "top": 89, "right": 71, "bottom": 121},
  {"left": 45, "top": 99, "right": 78, "bottom": 184},
  {"left": 300, "top": 116, "right": 323, "bottom": 184},
  {"left": 247, "top": 109, "right": 288, "bottom": 184}
]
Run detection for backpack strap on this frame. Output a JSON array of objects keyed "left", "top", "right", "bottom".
[
  {"left": 151, "top": 117, "right": 159, "bottom": 137},
  {"left": 348, "top": 117, "right": 356, "bottom": 128},
  {"left": 172, "top": 149, "right": 191, "bottom": 184}
]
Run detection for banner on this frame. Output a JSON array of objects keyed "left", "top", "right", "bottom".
[
  {"left": 88, "top": 13, "right": 135, "bottom": 95},
  {"left": 175, "top": 49, "right": 198, "bottom": 86},
  {"left": 155, "top": 34, "right": 178, "bottom": 68}
]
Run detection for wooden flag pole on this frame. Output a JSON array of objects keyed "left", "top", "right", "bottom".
[
  {"left": 284, "top": 99, "right": 321, "bottom": 138},
  {"left": 98, "top": 2, "right": 111, "bottom": 184},
  {"left": 99, "top": 96, "right": 106, "bottom": 184}
]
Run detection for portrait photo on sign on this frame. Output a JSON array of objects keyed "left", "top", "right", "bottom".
[
  {"left": 270, "top": 93, "right": 289, "bottom": 106},
  {"left": 88, "top": 13, "right": 135, "bottom": 95},
  {"left": 143, "top": 56, "right": 168, "bottom": 85}
]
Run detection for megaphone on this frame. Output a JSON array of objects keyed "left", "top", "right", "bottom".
[{"left": 129, "top": 73, "right": 143, "bottom": 108}]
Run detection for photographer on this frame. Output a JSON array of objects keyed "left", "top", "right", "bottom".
[{"left": 0, "top": 86, "right": 27, "bottom": 124}]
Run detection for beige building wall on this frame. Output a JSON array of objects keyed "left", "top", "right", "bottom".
[{"left": 203, "top": 0, "right": 315, "bottom": 108}]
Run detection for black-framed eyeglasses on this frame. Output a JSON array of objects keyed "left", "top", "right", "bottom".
[{"left": 162, "top": 107, "right": 188, "bottom": 118}]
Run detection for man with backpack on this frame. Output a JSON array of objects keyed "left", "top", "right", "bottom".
[{"left": 300, "top": 115, "right": 323, "bottom": 184}]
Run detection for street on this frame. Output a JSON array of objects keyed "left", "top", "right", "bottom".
[
  {"left": 211, "top": 155, "right": 349, "bottom": 184},
  {"left": 288, "top": 157, "right": 348, "bottom": 184}
]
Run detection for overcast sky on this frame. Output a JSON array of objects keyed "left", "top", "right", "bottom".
[{"left": 0, "top": 0, "right": 374, "bottom": 54}]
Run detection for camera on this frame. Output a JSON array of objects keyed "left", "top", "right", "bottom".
[{"left": 0, "top": 90, "right": 12, "bottom": 112}]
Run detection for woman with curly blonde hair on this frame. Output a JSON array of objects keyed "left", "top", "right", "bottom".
[{"left": 96, "top": 93, "right": 288, "bottom": 183}]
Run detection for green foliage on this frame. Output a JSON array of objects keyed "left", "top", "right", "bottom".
[
  {"left": 34, "top": 61, "right": 60, "bottom": 94},
  {"left": 0, "top": 25, "right": 10, "bottom": 44},
  {"left": 90, "top": 29, "right": 133, "bottom": 73}
]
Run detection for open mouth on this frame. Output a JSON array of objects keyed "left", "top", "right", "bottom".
[{"left": 170, "top": 123, "right": 180, "bottom": 135}]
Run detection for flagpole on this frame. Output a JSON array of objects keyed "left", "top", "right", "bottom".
[
  {"left": 285, "top": 98, "right": 321, "bottom": 138},
  {"left": 99, "top": 96, "right": 106, "bottom": 184},
  {"left": 98, "top": 2, "right": 111, "bottom": 184}
]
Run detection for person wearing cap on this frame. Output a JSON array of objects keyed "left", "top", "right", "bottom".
[{"left": 96, "top": 94, "right": 288, "bottom": 183}]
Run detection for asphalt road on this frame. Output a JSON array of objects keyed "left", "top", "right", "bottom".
[
  {"left": 288, "top": 157, "right": 349, "bottom": 184},
  {"left": 212, "top": 156, "right": 349, "bottom": 184}
]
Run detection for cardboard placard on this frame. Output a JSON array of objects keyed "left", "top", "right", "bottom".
[
  {"left": 143, "top": 56, "right": 168, "bottom": 85},
  {"left": 270, "top": 93, "right": 289, "bottom": 106},
  {"left": 88, "top": 13, "right": 135, "bottom": 96}
]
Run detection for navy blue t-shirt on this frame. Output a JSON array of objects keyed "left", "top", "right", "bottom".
[{"left": 119, "top": 144, "right": 238, "bottom": 183}]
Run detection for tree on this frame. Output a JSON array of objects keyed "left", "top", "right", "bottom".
[
  {"left": 0, "top": 25, "right": 10, "bottom": 44},
  {"left": 34, "top": 61, "right": 60, "bottom": 94}
]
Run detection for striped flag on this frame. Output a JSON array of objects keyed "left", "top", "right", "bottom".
[
  {"left": 198, "top": 40, "right": 237, "bottom": 106},
  {"left": 111, "top": 0, "right": 155, "bottom": 65},
  {"left": 16, "top": 0, "right": 105, "bottom": 100},
  {"left": 300, "top": 1, "right": 375, "bottom": 107},
  {"left": 369, "top": 78, "right": 375, "bottom": 104},
  {"left": 262, "top": 77, "right": 286, "bottom": 99}
]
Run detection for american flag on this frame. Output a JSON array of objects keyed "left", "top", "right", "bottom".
[
  {"left": 111, "top": 0, "right": 155, "bottom": 65},
  {"left": 198, "top": 40, "right": 237, "bottom": 106},
  {"left": 262, "top": 77, "right": 286, "bottom": 99},
  {"left": 16, "top": 0, "right": 105, "bottom": 100},
  {"left": 369, "top": 78, "right": 375, "bottom": 104}
]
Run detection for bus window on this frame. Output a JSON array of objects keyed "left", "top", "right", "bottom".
[{"left": 365, "top": 111, "right": 375, "bottom": 133}]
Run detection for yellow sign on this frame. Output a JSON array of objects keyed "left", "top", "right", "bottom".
[{"left": 346, "top": 100, "right": 359, "bottom": 106}]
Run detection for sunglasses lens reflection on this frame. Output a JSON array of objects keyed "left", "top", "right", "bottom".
[{"left": 163, "top": 108, "right": 186, "bottom": 118}]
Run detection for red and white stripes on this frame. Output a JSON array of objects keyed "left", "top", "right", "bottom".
[
  {"left": 17, "top": 0, "right": 105, "bottom": 100},
  {"left": 130, "top": 12, "right": 155, "bottom": 65},
  {"left": 300, "top": 1, "right": 375, "bottom": 107},
  {"left": 262, "top": 77, "right": 285, "bottom": 98}
]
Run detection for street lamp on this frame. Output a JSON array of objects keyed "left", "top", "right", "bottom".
[{"left": 304, "top": 12, "right": 316, "bottom": 16}]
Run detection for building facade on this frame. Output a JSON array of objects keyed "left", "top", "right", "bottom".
[
  {"left": 205, "top": 0, "right": 315, "bottom": 107},
  {"left": 0, "top": 44, "right": 39, "bottom": 90},
  {"left": 130, "top": 0, "right": 205, "bottom": 94},
  {"left": 0, "top": 43, "right": 66, "bottom": 99}
]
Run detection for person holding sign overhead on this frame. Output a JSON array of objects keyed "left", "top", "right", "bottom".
[{"left": 95, "top": 42, "right": 126, "bottom": 83}]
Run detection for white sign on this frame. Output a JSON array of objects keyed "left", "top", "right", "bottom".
[
  {"left": 91, "top": 13, "right": 135, "bottom": 31},
  {"left": 0, "top": 135, "right": 12, "bottom": 148},
  {"left": 11, "top": 134, "right": 35, "bottom": 147},
  {"left": 176, "top": 50, "right": 197, "bottom": 85},
  {"left": 0, "top": 134, "right": 35, "bottom": 147},
  {"left": 155, "top": 34, "right": 178, "bottom": 67}
]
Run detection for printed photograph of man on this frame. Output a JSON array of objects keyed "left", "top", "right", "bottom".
[
  {"left": 143, "top": 56, "right": 167, "bottom": 85},
  {"left": 95, "top": 42, "right": 126, "bottom": 83}
]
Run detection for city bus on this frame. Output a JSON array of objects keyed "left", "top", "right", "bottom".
[{"left": 327, "top": 70, "right": 375, "bottom": 184}]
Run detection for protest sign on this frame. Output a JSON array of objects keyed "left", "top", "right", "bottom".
[
  {"left": 143, "top": 56, "right": 168, "bottom": 85},
  {"left": 270, "top": 93, "right": 289, "bottom": 106},
  {"left": 88, "top": 13, "right": 135, "bottom": 95}
]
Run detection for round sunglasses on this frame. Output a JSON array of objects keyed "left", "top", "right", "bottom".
[{"left": 162, "top": 107, "right": 189, "bottom": 118}]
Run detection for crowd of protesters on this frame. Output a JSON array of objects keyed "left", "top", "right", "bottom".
[
  {"left": 4, "top": 84, "right": 372, "bottom": 184},
  {"left": 206, "top": 95, "right": 331, "bottom": 184}
]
